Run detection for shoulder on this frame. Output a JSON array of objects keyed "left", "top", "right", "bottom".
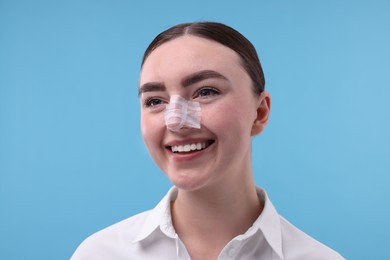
[
  {"left": 71, "top": 210, "right": 151, "bottom": 260},
  {"left": 71, "top": 187, "right": 177, "bottom": 260},
  {"left": 279, "top": 216, "right": 345, "bottom": 260},
  {"left": 257, "top": 187, "right": 344, "bottom": 259}
]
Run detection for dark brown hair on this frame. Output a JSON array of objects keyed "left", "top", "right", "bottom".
[{"left": 141, "top": 22, "right": 265, "bottom": 95}]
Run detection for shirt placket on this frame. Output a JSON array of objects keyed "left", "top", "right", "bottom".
[{"left": 217, "top": 239, "right": 244, "bottom": 260}]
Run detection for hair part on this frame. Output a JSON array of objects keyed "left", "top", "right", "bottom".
[{"left": 141, "top": 22, "right": 265, "bottom": 95}]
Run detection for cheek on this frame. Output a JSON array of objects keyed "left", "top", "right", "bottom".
[
  {"left": 140, "top": 113, "right": 149, "bottom": 142},
  {"left": 140, "top": 113, "right": 163, "bottom": 149},
  {"left": 203, "top": 99, "right": 255, "bottom": 135}
]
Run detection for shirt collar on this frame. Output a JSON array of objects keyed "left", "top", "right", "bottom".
[
  {"left": 132, "top": 186, "right": 284, "bottom": 259},
  {"left": 253, "top": 187, "right": 284, "bottom": 259},
  {"left": 132, "top": 187, "right": 178, "bottom": 243}
]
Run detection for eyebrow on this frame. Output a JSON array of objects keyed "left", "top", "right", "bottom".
[
  {"left": 138, "top": 82, "right": 166, "bottom": 97},
  {"left": 181, "top": 70, "right": 229, "bottom": 87},
  {"left": 138, "top": 70, "right": 228, "bottom": 97}
]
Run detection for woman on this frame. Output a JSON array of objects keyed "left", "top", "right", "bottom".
[{"left": 72, "top": 22, "right": 344, "bottom": 259}]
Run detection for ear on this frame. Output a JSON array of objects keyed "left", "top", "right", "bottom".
[{"left": 251, "top": 91, "right": 271, "bottom": 136}]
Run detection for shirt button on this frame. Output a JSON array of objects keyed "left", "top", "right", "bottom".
[{"left": 227, "top": 247, "right": 236, "bottom": 257}]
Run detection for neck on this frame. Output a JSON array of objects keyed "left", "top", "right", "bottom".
[{"left": 170, "top": 172, "right": 263, "bottom": 259}]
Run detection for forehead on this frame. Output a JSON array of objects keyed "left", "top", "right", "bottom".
[{"left": 140, "top": 36, "right": 244, "bottom": 84}]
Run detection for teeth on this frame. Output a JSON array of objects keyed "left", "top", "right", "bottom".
[{"left": 171, "top": 142, "right": 208, "bottom": 153}]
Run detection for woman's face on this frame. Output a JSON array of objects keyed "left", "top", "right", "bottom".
[{"left": 139, "top": 36, "right": 268, "bottom": 191}]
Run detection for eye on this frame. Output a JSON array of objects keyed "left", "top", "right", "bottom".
[
  {"left": 144, "top": 97, "right": 164, "bottom": 107},
  {"left": 195, "top": 87, "right": 220, "bottom": 98}
]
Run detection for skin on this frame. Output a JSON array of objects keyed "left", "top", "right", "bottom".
[{"left": 139, "top": 35, "right": 271, "bottom": 259}]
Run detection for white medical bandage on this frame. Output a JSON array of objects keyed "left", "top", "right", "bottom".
[{"left": 164, "top": 95, "right": 201, "bottom": 132}]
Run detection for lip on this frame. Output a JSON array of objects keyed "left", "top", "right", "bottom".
[{"left": 164, "top": 139, "right": 215, "bottom": 162}]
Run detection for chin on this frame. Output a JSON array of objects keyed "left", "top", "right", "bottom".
[{"left": 167, "top": 172, "right": 211, "bottom": 192}]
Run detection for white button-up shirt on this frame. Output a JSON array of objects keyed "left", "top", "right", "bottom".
[{"left": 71, "top": 187, "right": 344, "bottom": 259}]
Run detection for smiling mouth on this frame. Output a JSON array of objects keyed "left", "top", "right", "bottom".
[{"left": 168, "top": 141, "right": 214, "bottom": 153}]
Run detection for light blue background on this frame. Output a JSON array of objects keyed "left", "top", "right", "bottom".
[{"left": 1, "top": 0, "right": 389, "bottom": 259}]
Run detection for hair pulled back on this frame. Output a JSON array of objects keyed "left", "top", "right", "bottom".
[{"left": 142, "top": 22, "right": 265, "bottom": 95}]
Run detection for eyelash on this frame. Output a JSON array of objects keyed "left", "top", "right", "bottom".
[
  {"left": 194, "top": 87, "right": 220, "bottom": 98},
  {"left": 144, "top": 97, "right": 165, "bottom": 108}
]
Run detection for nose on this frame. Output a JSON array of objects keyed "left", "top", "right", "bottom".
[{"left": 164, "top": 95, "right": 201, "bottom": 132}]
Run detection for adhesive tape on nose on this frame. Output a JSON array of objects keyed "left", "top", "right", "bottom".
[{"left": 164, "top": 95, "right": 201, "bottom": 132}]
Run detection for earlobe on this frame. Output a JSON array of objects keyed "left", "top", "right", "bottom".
[{"left": 251, "top": 91, "right": 271, "bottom": 136}]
